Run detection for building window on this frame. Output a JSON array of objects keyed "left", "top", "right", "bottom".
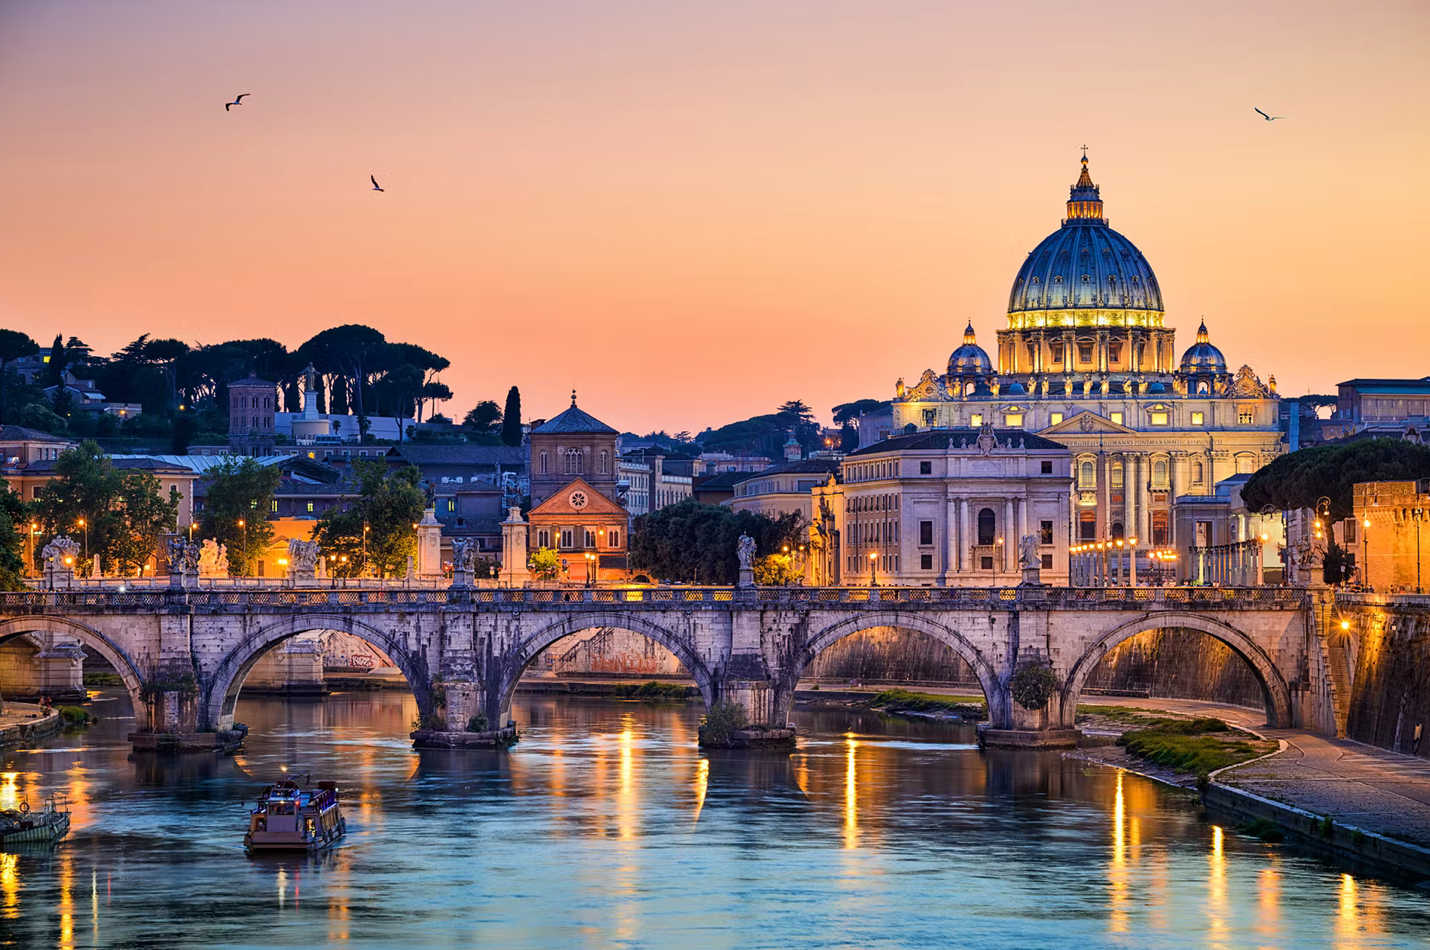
[
  {"left": 1109, "top": 412, "right": 1123, "bottom": 425},
  {"left": 1079, "top": 460, "right": 1095, "bottom": 488},
  {"left": 980, "top": 556, "right": 994, "bottom": 570},
  {"left": 1111, "top": 463, "right": 1124, "bottom": 489},
  {"left": 920, "top": 554, "right": 933, "bottom": 570},
  {"left": 1050, "top": 413, "right": 1063, "bottom": 425},
  {"left": 1236, "top": 455, "right": 1256, "bottom": 474},
  {"left": 977, "top": 508, "right": 996, "bottom": 545},
  {"left": 970, "top": 414, "right": 983, "bottom": 427},
  {"left": 270, "top": 500, "right": 278, "bottom": 512},
  {"left": 538, "top": 529, "right": 550, "bottom": 547},
  {"left": 1041, "top": 460, "right": 1053, "bottom": 474},
  {"left": 1040, "top": 520, "right": 1054, "bottom": 545},
  {"left": 540, "top": 451, "right": 548, "bottom": 475},
  {"left": 1191, "top": 411, "right": 1205, "bottom": 426},
  {"left": 919, "top": 460, "right": 932, "bottom": 475},
  {"left": 306, "top": 502, "right": 314, "bottom": 513},
  {"left": 608, "top": 529, "right": 620, "bottom": 547},
  {"left": 1150, "top": 412, "right": 1169, "bottom": 426},
  {"left": 1238, "top": 408, "right": 1254, "bottom": 425},
  {"left": 1005, "top": 413, "right": 1023, "bottom": 427},
  {"left": 1152, "top": 511, "right": 1169, "bottom": 546},
  {"left": 1078, "top": 342, "right": 1094, "bottom": 363},
  {"left": 919, "top": 521, "right": 934, "bottom": 545},
  {"left": 560, "top": 529, "right": 573, "bottom": 548},
  {"left": 1151, "top": 459, "right": 1168, "bottom": 487},
  {"left": 1192, "top": 460, "right": 1204, "bottom": 484},
  {"left": 565, "top": 449, "right": 582, "bottom": 475},
  {"left": 1109, "top": 342, "right": 1122, "bottom": 363},
  {"left": 584, "top": 529, "right": 595, "bottom": 547},
  {"left": 446, "top": 499, "right": 455, "bottom": 512},
  {"left": 922, "top": 408, "right": 937, "bottom": 426},
  {"left": 599, "top": 451, "right": 609, "bottom": 474},
  {"left": 1079, "top": 511, "right": 1096, "bottom": 541}
]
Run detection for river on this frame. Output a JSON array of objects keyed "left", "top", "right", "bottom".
[{"left": 2, "top": 688, "right": 1429, "bottom": 949}]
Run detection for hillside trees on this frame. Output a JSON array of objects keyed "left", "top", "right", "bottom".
[
  {"left": 1240, "top": 438, "right": 1430, "bottom": 521},
  {"left": 630, "top": 500, "right": 804, "bottom": 584}
]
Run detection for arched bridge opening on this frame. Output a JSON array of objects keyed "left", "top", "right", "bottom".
[
  {"left": 1061, "top": 614, "right": 1293, "bottom": 730},
  {"left": 203, "top": 615, "right": 435, "bottom": 733},
  {"left": 0, "top": 617, "right": 147, "bottom": 721}
]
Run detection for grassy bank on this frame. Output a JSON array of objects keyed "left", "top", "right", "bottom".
[
  {"left": 612, "top": 681, "right": 697, "bottom": 701},
  {"left": 864, "top": 689, "right": 986, "bottom": 716},
  {"left": 1117, "top": 717, "right": 1275, "bottom": 778}
]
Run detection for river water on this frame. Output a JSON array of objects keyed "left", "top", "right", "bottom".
[{"left": 3, "top": 689, "right": 1429, "bottom": 949}]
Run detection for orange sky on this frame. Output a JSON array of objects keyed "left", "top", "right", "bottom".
[{"left": 1, "top": 0, "right": 1427, "bottom": 434}]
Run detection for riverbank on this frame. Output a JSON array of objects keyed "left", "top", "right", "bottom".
[{"left": 0, "top": 703, "right": 63, "bottom": 748}]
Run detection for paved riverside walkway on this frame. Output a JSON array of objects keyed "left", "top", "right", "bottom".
[{"left": 1080, "top": 696, "right": 1430, "bottom": 849}]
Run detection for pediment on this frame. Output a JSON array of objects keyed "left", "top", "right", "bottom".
[
  {"left": 530, "top": 477, "right": 627, "bottom": 516},
  {"left": 1040, "top": 411, "right": 1139, "bottom": 436}
]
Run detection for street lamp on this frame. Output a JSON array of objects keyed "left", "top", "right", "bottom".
[
  {"left": 237, "top": 518, "right": 248, "bottom": 576},
  {"left": 1412, "top": 507, "right": 1426, "bottom": 594},
  {"left": 77, "top": 516, "right": 87, "bottom": 570},
  {"left": 363, "top": 523, "right": 370, "bottom": 577},
  {"left": 868, "top": 551, "right": 878, "bottom": 587},
  {"left": 1362, "top": 518, "right": 1371, "bottom": 591},
  {"left": 28, "top": 522, "right": 37, "bottom": 577},
  {"left": 584, "top": 552, "right": 595, "bottom": 587}
]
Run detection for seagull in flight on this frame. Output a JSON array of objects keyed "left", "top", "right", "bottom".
[
  {"left": 224, "top": 94, "right": 249, "bottom": 112},
  {"left": 1254, "top": 107, "right": 1287, "bottom": 121},
  {"left": 370, "top": 174, "right": 384, "bottom": 192}
]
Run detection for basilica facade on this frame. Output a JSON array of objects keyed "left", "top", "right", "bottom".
[{"left": 887, "top": 155, "right": 1283, "bottom": 548}]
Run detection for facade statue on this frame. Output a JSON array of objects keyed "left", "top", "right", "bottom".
[
  {"left": 167, "top": 537, "right": 187, "bottom": 573},
  {"left": 736, "top": 534, "right": 756, "bottom": 572},
  {"left": 976, "top": 423, "right": 998, "bottom": 456},
  {"left": 287, "top": 539, "right": 320, "bottom": 573},
  {"left": 1019, "top": 534, "right": 1040, "bottom": 570},
  {"left": 451, "top": 538, "right": 478, "bottom": 573},
  {"left": 41, "top": 537, "right": 80, "bottom": 573},
  {"left": 184, "top": 542, "right": 201, "bottom": 575}
]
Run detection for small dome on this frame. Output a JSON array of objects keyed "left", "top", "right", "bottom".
[
  {"left": 948, "top": 322, "right": 993, "bottom": 377},
  {"left": 1006, "top": 382, "right": 1026, "bottom": 395},
  {"left": 1180, "top": 320, "right": 1227, "bottom": 374},
  {"left": 1147, "top": 381, "right": 1166, "bottom": 393}
]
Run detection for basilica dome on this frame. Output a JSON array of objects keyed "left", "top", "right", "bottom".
[
  {"left": 1006, "top": 156, "right": 1164, "bottom": 324},
  {"left": 948, "top": 323, "right": 992, "bottom": 377},
  {"left": 1179, "top": 321, "right": 1227, "bottom": 374}
]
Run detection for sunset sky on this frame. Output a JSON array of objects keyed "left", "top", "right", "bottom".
[{"left": 2, "top": 0, "right": 1427, "bottom": 434}]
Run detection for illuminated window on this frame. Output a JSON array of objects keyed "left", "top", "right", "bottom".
[
  {"left": 1238, "top": 408, "right": 1254, "bottom": 425},
  {"left": 1050, "top": 412, "right": 1063, "bottom": 425},
  {"left": 306, "top": 502, "right": 314, "bottom": 513},
  {"left": 1150, "top": 412, "right": 1169, "bottom": 426},
  {"left": 1005, "top": 413, "right": 1023, "bottom": 427},
  {"left": 1153, "top": 459, "right": 1168, "bottom": 486},
  {"left": 1079, "top": 460, "right": 1095, "bottom": 488},
  {"left": 1110, "top": 412, "right": 1123, "bottom": 425},
  {"left": 270, "top": 500, "right": 278, "bottom": 513},
  {"left": 1191, "top": 411, "right": 1204, "bottom": 425},
  {"left": 1111, "top": 464, "right": 1124, "bottom": 489},
  {"left": 1040, "top": 520, "right": 1054, "bottom": 545},
  {"left": 970, "top": 414, "right": 983, "bottom": 427}
]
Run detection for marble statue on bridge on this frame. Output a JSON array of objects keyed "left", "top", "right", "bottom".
[
  {"left": 287, "top": 539, "right": 320, "bottom": 584},
  {"left": 197, "top": 540, "right": 229, "bottom": 578}
]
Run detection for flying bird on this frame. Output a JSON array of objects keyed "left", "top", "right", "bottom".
[
  {"left": 224, "top": 94, "right": 249, "bottom": 112},
  {"left": 370, "top": 175, "right": 384, "bottom": 192},
  {"left": 1254, "top": 108, "right": 1287, "bottom": 121}
]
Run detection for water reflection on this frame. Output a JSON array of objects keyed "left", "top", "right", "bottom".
[{"left": 0, "top": 689, "right": 1424, "bottom": 949}]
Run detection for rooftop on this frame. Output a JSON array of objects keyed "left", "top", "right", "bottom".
[
  {"left": 531, "top": 393, "right": 618, "bottom": 435},
  {"left": 848, "top": 428, "right": 1067, "bottom": 455}
]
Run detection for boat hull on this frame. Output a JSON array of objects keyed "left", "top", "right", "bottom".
[
  {"left": 244, "top": 817, "right": 346, "bottom": 853},
  {"left": 0, "top": 814, "right": 70, "bottom": 847}
]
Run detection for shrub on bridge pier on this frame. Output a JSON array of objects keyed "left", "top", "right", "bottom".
[
  {"left": 1010, "top": 665, "right": 1059, "bottom": 711},
  {"left": 698, "top": 700, "right": 749, "bottom": 746}
]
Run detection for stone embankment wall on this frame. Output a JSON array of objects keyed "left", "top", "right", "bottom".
[
  {"left": 1345, "top": 605, "right": 1429, "bottom": 760},
  {"left": 801, "top": 628, "right": 980, "bottom": 687},
  {"left": 539, "top": 628, "right": 688, "bottom": 678},
  {"left": 1082, "top": 629, "right": 1266, "bottom": 708}
]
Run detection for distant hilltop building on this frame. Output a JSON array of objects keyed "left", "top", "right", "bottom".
[{"left": 886, "top": 154, "right": 1282, "bottom": 547}]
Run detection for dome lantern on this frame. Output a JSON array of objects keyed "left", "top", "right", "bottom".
[{"left": 1065, "top": 151, "right": 1105, "bottom": 225}]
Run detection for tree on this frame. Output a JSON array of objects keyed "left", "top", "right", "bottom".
[
  {"left": 501, "top": 386, "right": 522, "bottom": 446},
  {"left": 840, "top": 421, "right": 859, "bottom": 452},
  {"left": 464, "top": 400, "right": 502, "bottom": 433},
  {"left": 197, "top": 458, "right": 282, "bottom": 574},
  {"left": 0, "top": 329, "right": 39, "bottom": 424},
  {"left": 13, "top": 403, "right": 68, "bottom": 436},
  {"left": 0, "top": 486, "right": 29, "bottom": 590},
  {"left": 300, "top": 325, "right": 386, "bottom": 434},
  {"left": 831, "top": 398, "right": 887, "bottom": 425},
  {"left": 419, "top": 381, "right": 452, "bottom": 423},
  {"left": 528, "top": 545, "right": 559, "bottom": 581},
  {"left": 33, "top": 441, "right": 178, "bottom": 576},
  {"left": 47, "top": 334, "right": 66, "bottom": 388},
  {"left": 312, "top": 462, "right": 424, "bottom": 577},
  {"left": 630, "top": 499, "right": 805, "bottom": 584},
  {"left": 1241, "top": 438, "right": 1430, "bottom": 521}
]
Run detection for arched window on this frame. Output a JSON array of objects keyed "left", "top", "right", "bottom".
[
  {"left": 539, "top": 451, "right": 548, "bottom": 475},
  {"left": 599, "top": 450, "right": 609, "bottom": 474},
  {"left": 1111, "top": 463, "right": 1124, "bottom": 490},
  {"left": 1153, "top": 459, "right": 1168, "bottom": 486},
  {"left": 1111, "top": 522, "right": 1124, "bottom": 540},
  {"left": 264, "top": 397, "right": 270, "bottom": 409},
  {"left": 252, "top": 415, "right": 258, "bottom": 428},
  {"left": 1192, "top": 460, "right": 1204, "bottom": 484},
  {"left": 1235, "top": 454, "right": 1256, "bottom": 474},
  {"left": 977, "top": 508, "right": 996, "bottom": 546},
  {"left": 1079, "top": 460, "right": 1095, "bottom": 488},
  {"left": 565, "top": 449, "right": 582, "bottom": 475}
]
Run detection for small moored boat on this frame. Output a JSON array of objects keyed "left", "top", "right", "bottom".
[
  {"left": 0, "top": 796, "right": 71, "bottom": 847},
  {"left": 243, "top": 775, "right": 346, "bottom": 853}
]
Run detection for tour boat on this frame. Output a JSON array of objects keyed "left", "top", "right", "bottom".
[
  {"left": 243, "top": 775, "right": 347, "bottom": 853},
  {"left": 0, "top": 796, "right": 71, "bottom": 847}
]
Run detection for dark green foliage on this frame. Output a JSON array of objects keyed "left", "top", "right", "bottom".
[
  {"left": 82, "top": 672, "right": 124, "bottom": 687},
  {"left": 139, "top": 672, "right": 197, "bottom": 701},
  {"left": 0, "top": 486, "right": 29, "bottom": 590},
  {"left": 1117, "top": 717, "right": 1272, "bottom": 776},
  {"left": 839, "top": 421, "right": 859, "bottom": 452},
  {"left": 464, "top": 400, "right": 502, "bottom": 432},
  {"left": 58, "top": 706, "right": 95, "bottom": 725},
  {"left": 698, "top": 700, "right": 749, "bottom": 745},
  {"left": 197, "top": 458, "right": 283, "bottom": 574},
  {"left": 1237, "top": 818, "right": 1285, "bottom": 843},
  {"left": 466, "top": 713, "right": 490, "bottom": 733},
  {"left": 630, "top": 499, "right": 804, "bottom": 584},
  {"left": 1240, "top": 439, "right": 1430, "bottom": 521},
  {"left": 1010, "top": 664, "right": 1059, "bottom": 711},
  {"left": 831, "top": 398, "right": 887, "bottom": 424},
  {"left": 1319, "top": 815, "right": 1335, "bottom": 838},
  {"left": 312, "top": 462, "right": 425, "bottom": 577},
  {"left": 0, "top": 329, "right": 39, "bottom": 423},
  {"left": 866, "top": 688, "right": 985, "bottom": 715},
  {"left": 613, "top": 681, "right": 695, "bottom": 700},
  {"left": 501, "top": 386, "right": 523, "bottom": 446},
  {"left": 47, "top": 334, "right": 66, "bottom": 388},
  {"left": 411, "top": 713, "right": 449, "bottom": 732}
]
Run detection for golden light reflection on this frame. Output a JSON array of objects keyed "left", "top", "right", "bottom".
[
  {"left": 1208, "top": 825, "right": 1227, "bottom": 946},
  {"left": 58, "top": 849, "right": 74, "bottom": 950},
  {"left": 843, "top": 735, "right": 858, "bottom": 850},
  {"left": 0, "top": 853, "right": 18, "bottom": 921},
  {"left": 1108, "top": 770, "right": 1128, "bottom": 933},
  {"left": 1257, "top": 866, "right": 1280, "bottom": 936},
  {"left": 615, "top": 720, "right": 638, "bottom": 944},
  {"left": 692, "top": 758, "right": 708, "bottom": 828},
  {"left": 0, "top": 772, "right": 20, "bottom": 811}
]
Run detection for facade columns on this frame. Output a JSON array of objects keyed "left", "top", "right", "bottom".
[
  {"left": 946, "top": 494, "right": 960, "bottom": 581},
  {"left": 1003, "top": 498, "right": 1015, "bottom": 573},
  {"left": 958, "top": 498, "right": 970, "bottom": 574}
]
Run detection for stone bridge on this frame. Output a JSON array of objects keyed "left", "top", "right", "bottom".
[{"left": 0, "top": 585, "right": 1328, "bottom": 748}]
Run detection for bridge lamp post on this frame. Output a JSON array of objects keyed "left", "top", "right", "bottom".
[
  {"left": 1362, "top": 518, "right": 1371, "bottom": 591},
  {"left": 1127, "top": 537, "right": 1138, "bottom": 587},
  {"left": 77, "top": 516, "right": 87, "bottom": 569},
  {"left": 237, "top": 519, "right": 248, "bottom": 576},
  {"left": 868, "top": 551, "right": 878, "bottom": 587}
]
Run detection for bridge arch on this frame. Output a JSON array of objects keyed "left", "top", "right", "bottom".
[
  {"left": 1060, "top": 612, "right": 1293, "bottom": 729},
  {"left": 0, "top": 616, "right": 147, "bottom": 712},
  {"left": 203, "top": 614, "right": 434, "bottom": 731},
  {"left": 792, "top": 612, "right": 1003, "bottom": 723},
  {"left": 496, "top": 611, "right": 718, "bottom": 723}
]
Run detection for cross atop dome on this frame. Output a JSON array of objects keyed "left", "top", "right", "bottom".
[{"left": 1066, "top": 151, "right": 1104, "bottom": 224}]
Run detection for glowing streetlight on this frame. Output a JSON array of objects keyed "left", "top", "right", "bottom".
[{"left": 868, "top": 551, "right": 878, "bottom": 587}]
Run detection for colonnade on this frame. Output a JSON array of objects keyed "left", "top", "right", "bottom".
[{"left": 1190, "top": 541, "right": 1263, "bottom": 587}]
